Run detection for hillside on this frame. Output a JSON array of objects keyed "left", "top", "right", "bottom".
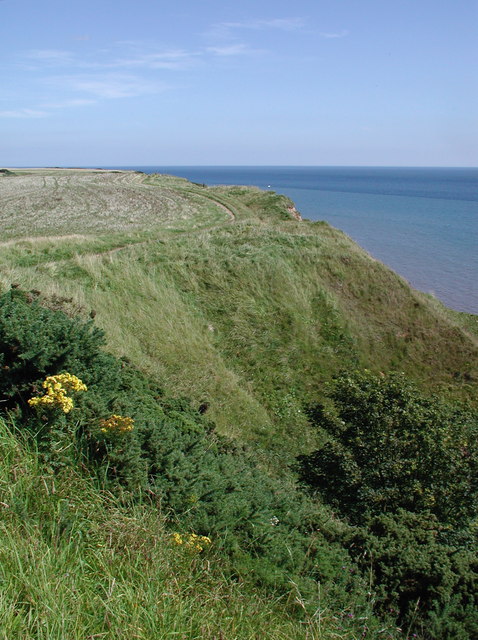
[
  {"left": 0, "top": 416, "right": 320, "bottom": 640},
  {"left": 1, "top": 168, "right": 477, "bottom": 639},
  {"left": 1, "top": 168, "right": 476, "bottom": 455}
]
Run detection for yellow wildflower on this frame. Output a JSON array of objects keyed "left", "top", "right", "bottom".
[
  {"left": 171, "top": 532, "right": 211, "bottom": 552},
  {"left": 98, "top": 414, "right": 134, "bottom": 435},
  {"left": 171, "top": 533, "right": 183, "bottom": 546},
  {"left": 28, "top": 373, "right": 86, "bottom": 413}
]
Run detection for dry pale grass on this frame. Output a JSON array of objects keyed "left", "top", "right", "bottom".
[{"left": 0, "top": 170, "right": 231, "bottom": 238}]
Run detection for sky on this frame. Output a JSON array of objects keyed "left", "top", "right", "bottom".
[{"left": 1, "top": 0, "right": 477, "bottom": 167}]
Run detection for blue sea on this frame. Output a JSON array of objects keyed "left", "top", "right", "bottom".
[{"left": 105, "top": 166, "right": 478, "bottom": 314}]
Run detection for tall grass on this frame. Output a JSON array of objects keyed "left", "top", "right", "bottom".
[
  {"left": 0, "top": 417, "right": 334, "bottom": 640},
  {"left": 0, "top": 170, "right": 476, "bottom": 454}
]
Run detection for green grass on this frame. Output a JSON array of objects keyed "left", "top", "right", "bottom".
[
  {"left": 1, "top": 169, "right": 476, "bottom": 457},
  {"left": 1, "top": 170, "right": 476, "bottom": 639},
  {"left": 0, "top": 417, "right": 334, "bottom": 640}
]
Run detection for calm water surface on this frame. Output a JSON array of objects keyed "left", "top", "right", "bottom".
[{"left": 105, "top": 166, "right": 478, "bottom": 314}]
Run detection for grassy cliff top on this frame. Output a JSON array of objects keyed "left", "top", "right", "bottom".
[{"left": 1, "top": 169, "right": 476, "bottom": 454}]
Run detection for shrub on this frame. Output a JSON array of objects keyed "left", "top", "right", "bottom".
[
  {"left": 347, "top": 510, "right": 478, "bottom": 639},
  {"left": 296, "top": 371, "right": 478, "bottom": 636},
  {"left": 0, "top": 288, "right": 121, "bottom": 418},
  {"left": 297, "top": 371, "right": 478, "bottom": 528}
]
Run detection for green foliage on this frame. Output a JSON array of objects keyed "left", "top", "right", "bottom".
[
  {"left": 0, "top": 288, "right": 373, "bottom": 621},
  {"left": 89, "top": 374, "right": 358, "bottom": 602},
  {"left": 0, "top": 287, "right": 129, "bottom": 470},
  {"left": 0, "top": 288, "right": 120, "bottom": 412},
  {"left": 2, "top": 288, "right": 477, "bottom": 638},
  {"left": 297, "top": 371, "right": 478, "bottom": 636},
  {"left": 0, "top": 418, "right": 327, "bottom": 640},
  {"left": 297, "top": 371, "right": 478, "bottom": 528},
  {"left": 347, "top": 510, "right": 478, "bottom": 639}
]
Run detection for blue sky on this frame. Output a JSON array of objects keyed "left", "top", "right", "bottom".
[{"left": 1, "top": 0, "right": 477, "bottom": 166}]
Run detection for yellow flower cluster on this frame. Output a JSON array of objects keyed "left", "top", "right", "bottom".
[
  {"left": 28, "top": 373, "right": 87, "bottom": 413},
  {"left": 171, "top": 532, "right": 212, "bottom": 552},
  {"left": 99, "top": 414, "right": 134, "bottom": 434}
]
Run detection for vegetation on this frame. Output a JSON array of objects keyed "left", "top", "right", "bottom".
[
  {"left": 297, "top": 371, "right": 478, "bottom": 528},
  {"left": 0, "top": 288, "right": 395, "bottom": 639},
  {"left": 297, "top": 372, "right": 478, "bottom": 637},
  {"left": 0, "top": 418, "right": 322, "bottom": 639},
  {"left": 0, "top": 169, "right": 477, "bottom": 638}
]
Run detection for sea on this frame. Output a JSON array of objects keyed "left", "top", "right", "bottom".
[{"left": 104, "top": 166, "right": 478, "bottom": 315}]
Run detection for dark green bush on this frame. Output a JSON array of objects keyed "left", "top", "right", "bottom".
[
  {"left": 347, "top": 510, "right": 478, "bottom": 640},
  {"left": 0, "top": 288, "right": 121, "bottom": 416},
  {"left": 297, "top": 371, "right": 478, "bottom": 637},
  {"left": 297, "top": 371, "right": 478, "bottom": 528}
]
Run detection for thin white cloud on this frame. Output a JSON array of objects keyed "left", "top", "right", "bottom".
[
  {"left": 48, "top": 73, "right": 165, "bottom": 99},
  {"left": 22, "top": 49, "right": 75, "bottom": 65},
  {"left": 109, "top": 50, "right": 197, "bottom": 70},
  {"left": 263, "top": 18, "right": 306, "bottom": 30},
  {"left": 319, "top": 29, "right": 349, "bottom": 39},
  {"left": 229, "top": 17, "right": 305, "bottom": 31},
  {"left": 206, "top": 43, "right": 263, "bottom": 57},
  {"left": 39, "top": 98, "right": 97, "bottom": 109},
  {"left": 0, "top": 73, "right": 165, "bottom": 119},
  {"left": 0, "top": 108, "right": 47, "bottom": 118},
  {"left": 211, "top": 17, "right": 305, "bottom": 36},
  {"left": 19, "top": 45, "right": 198, "bottom": 72}
]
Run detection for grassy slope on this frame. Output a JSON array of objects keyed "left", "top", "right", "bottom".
[
  {"left": 0, "top": 418, "right": 324, "bottom": 640},
  {"left": 1, "top": 169, "right": 476, "bottom": 459},
  {"left": 1, "top": 169, "right": 476, "bottom": 639}
]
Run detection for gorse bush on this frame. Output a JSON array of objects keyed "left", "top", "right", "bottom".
[
  {"left": 297, "top": 371, "right": 478, "bottom": 528},
  {"left": 297, "top": 371, "right": 478, "bottom": 637},
  {"left": 0, "top": 288, "right": 122, "bottom": 416},
  {"left": 347, "top": 510, "right": 478, "bottom": 640}
]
